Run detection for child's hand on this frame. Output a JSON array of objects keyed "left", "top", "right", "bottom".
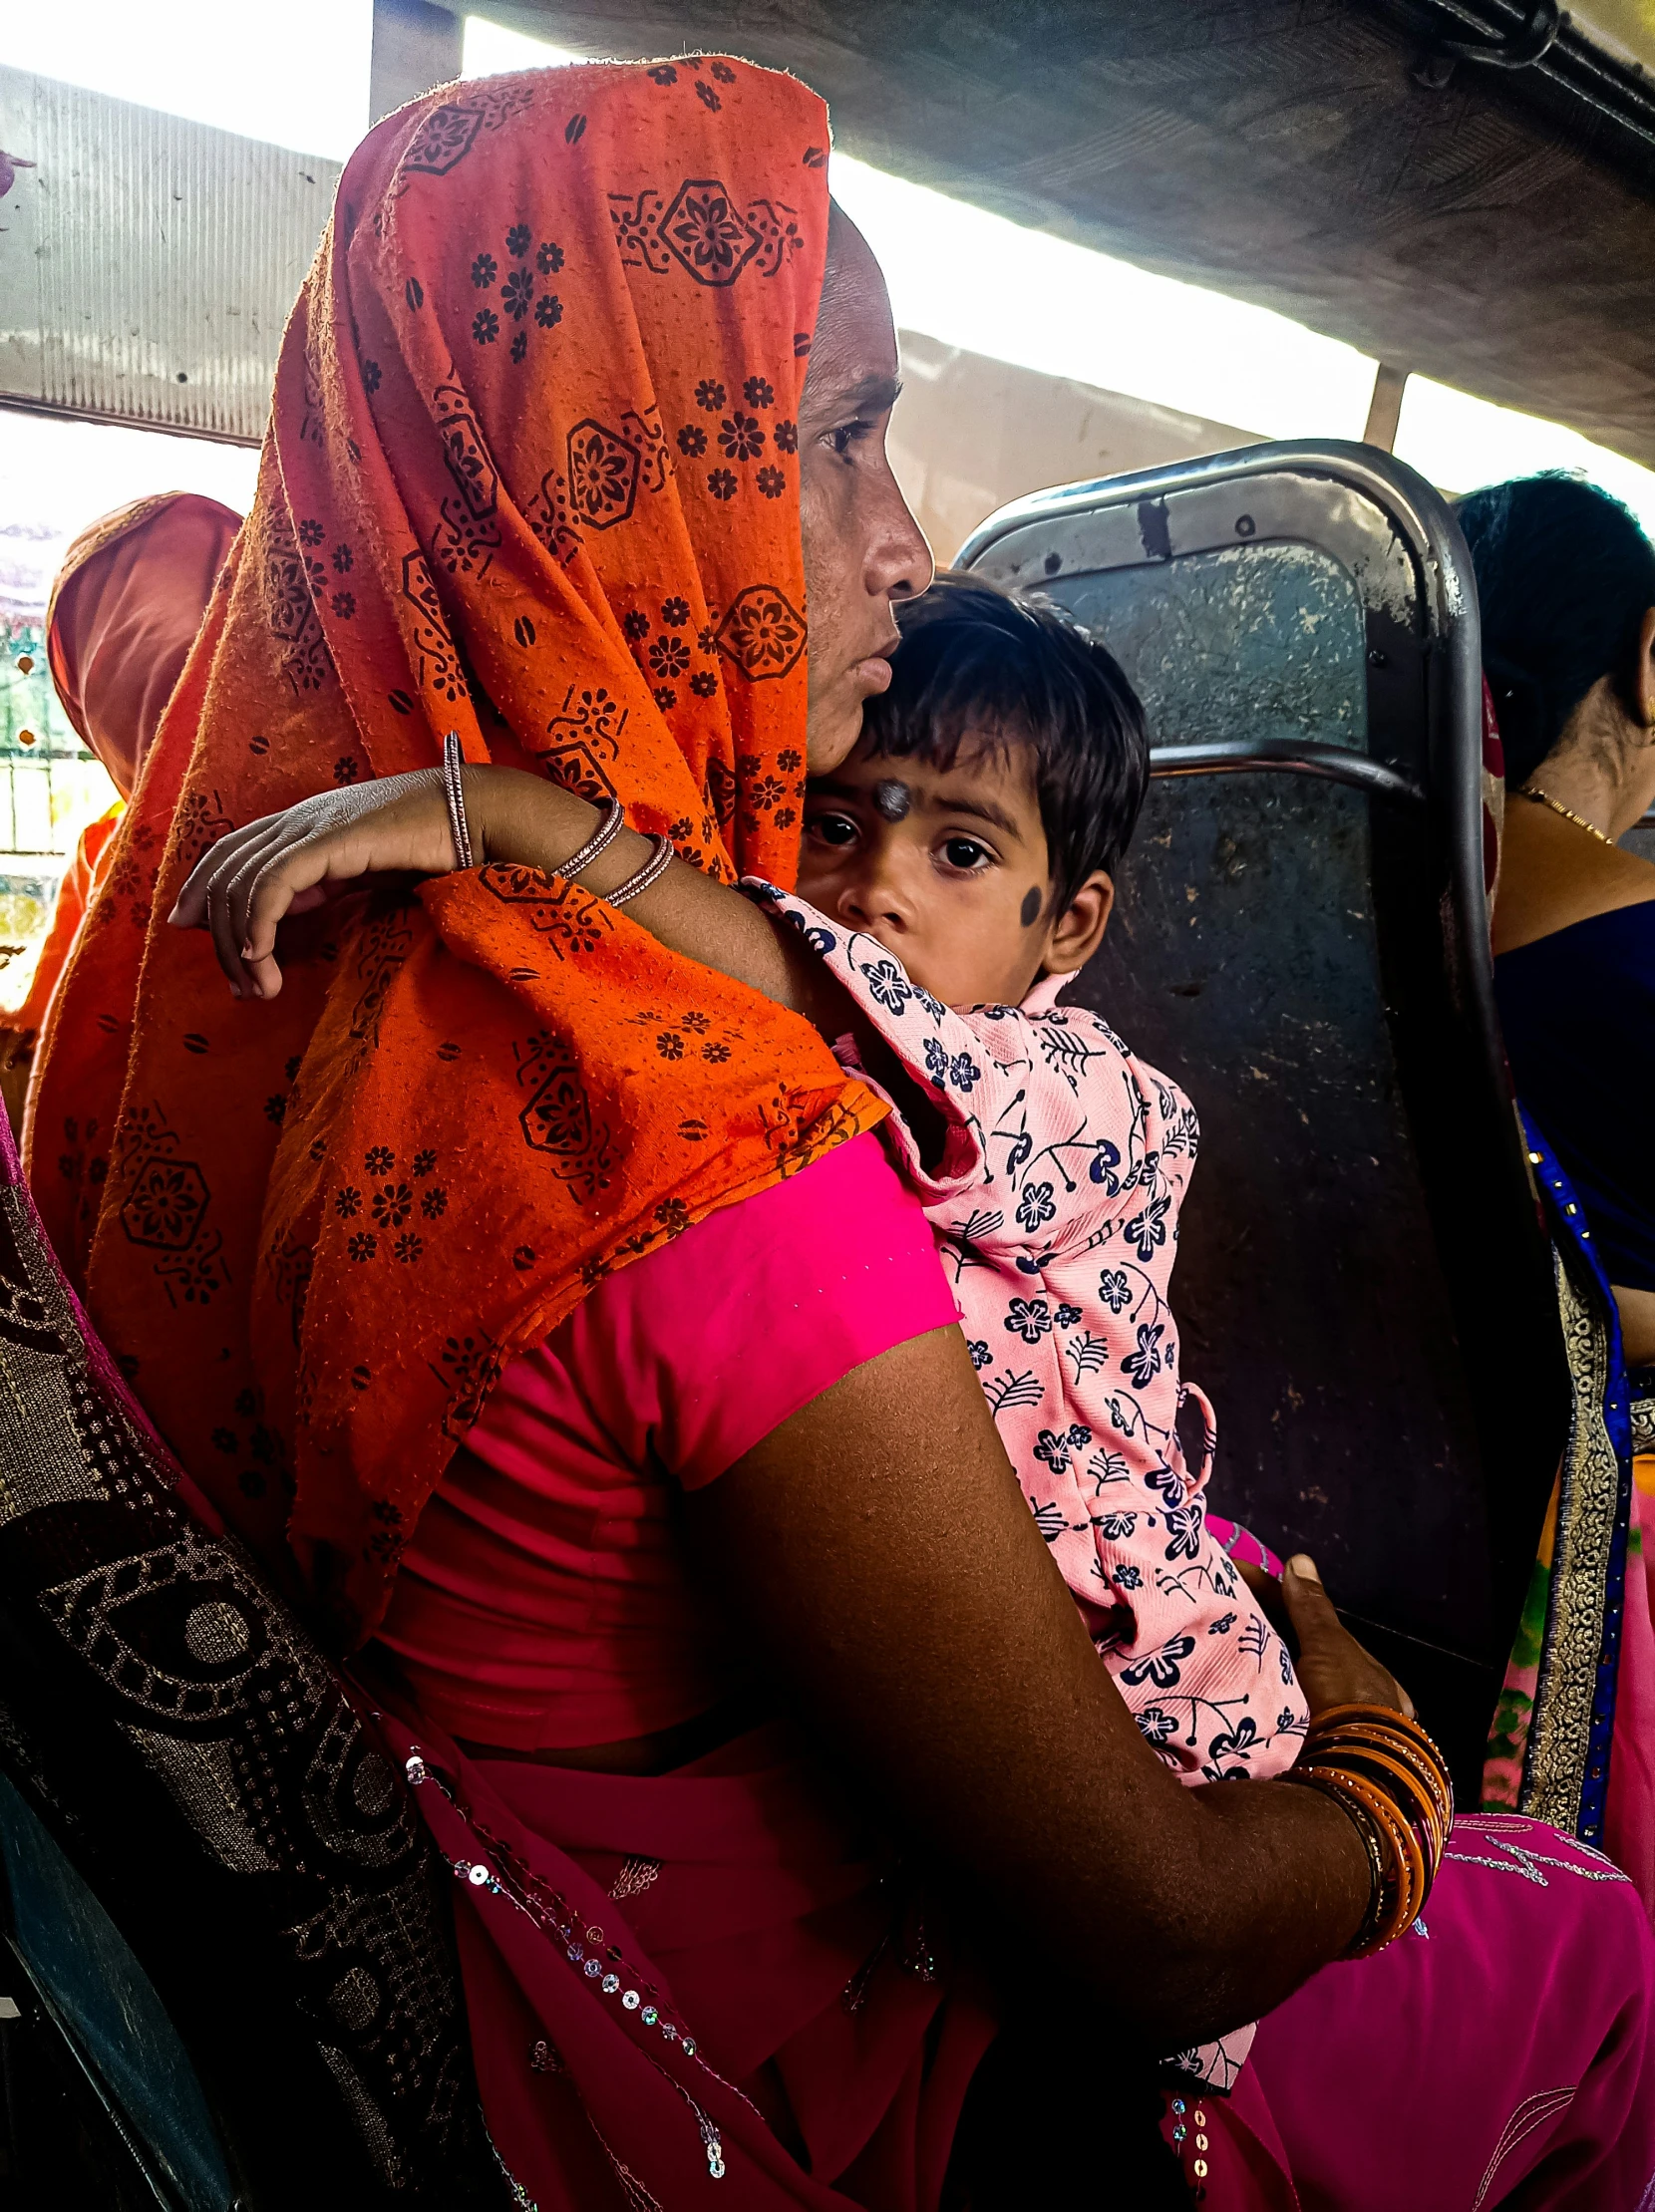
[{"left": 168, "top": 767, "right": 458, "bottom": 1001}]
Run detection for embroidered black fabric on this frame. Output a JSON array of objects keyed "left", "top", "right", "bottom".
[{"left": 0, "top": 1116, "right": 497, "bottom": 2204}]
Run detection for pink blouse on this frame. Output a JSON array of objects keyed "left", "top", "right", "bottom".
[{"left": 376, "top": 1132, "right": 959, "bottom": 1749}]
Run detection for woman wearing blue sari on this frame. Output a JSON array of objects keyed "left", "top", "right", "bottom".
[
  {"left": 1460, "top": 473, "right": 1655, "bottom": 1911},
  {"left": 1461, "top": 474, "right": 1655, "bottom": 1357}
]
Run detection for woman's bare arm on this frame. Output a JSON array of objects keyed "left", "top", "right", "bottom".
[
  {"left": 1614, "top": 1282, "right": 1655, "bottom": 1368},
  {"left": 685, "top": 1321, "right": 1395, "bottom": 2054}
]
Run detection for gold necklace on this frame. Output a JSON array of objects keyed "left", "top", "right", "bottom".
[{"left": 1516, "top": 784, "right": 1618, "bottom": 850}]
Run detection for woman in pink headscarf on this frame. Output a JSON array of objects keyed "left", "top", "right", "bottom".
[{"left": 0, "top": 491, "right": 240, "bottom": 1127}]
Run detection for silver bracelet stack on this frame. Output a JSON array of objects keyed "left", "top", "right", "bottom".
[
  {"left": 441, "top": 731, "right": 474, "bottom": 869},
  {"left": 547, "top": 792, "right": 672, "bottom": 906},
  {"left": 605, "top": 833, "right": 675, "bottom": 907},
  {"left": 556, "top": 796, "right": 625, "bottom": 879},
  {"left": 440, "top": 742, "right": 672, "bottom": 904}
]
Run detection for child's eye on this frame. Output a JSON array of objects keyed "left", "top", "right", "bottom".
[
  {"left": 942, "top": 835, "right": 993, "bottom": 870},
  {"left": 808, "top": 811, "right": 859, "bottom": 849}
]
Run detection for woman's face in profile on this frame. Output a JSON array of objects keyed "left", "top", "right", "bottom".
[{"left": 797, "top": 211, "right": 932, "bottom": 773}]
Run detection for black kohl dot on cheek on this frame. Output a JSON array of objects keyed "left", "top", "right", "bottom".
[{"left": 1020, "top": 887, "right": 1042, "bottom": 928}]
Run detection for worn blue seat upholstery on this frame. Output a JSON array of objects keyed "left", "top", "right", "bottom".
[{"left": 0, "top": 1768, "right": 235, "bottom": 2209}]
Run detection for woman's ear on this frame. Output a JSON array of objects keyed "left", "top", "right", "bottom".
[
  {"left": 1638, "top": 606, "right": 1655, "bottom": 732},
  {"left": 1042, "top": 871, "right": 1115, "bottom": 976}
]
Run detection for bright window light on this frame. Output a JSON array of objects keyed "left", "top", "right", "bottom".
[
  {"left": 0, "top": 411, "right": 259, "bottom": 627},
  {"left": 830, "top": 157, "right": 1378, "bottom": 443},
  {"left": 13, "top": 4, "right": 1654, "bottom": 536},
  {"left": 0, "top": 0, "right": 374, "bottom": 160},
  {"left": 1394, "top": 375, "right": 1655, "bottom": 536},
  {"left": 456, "top": 17, "right": 1378, "bottom": 441},
  {"left": 463, "top": 17, "right": 581, "bottom": 76}
]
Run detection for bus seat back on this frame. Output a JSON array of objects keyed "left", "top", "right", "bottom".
[{"left": 960, "top": 443, "right": 1567, "bottom": 1785}]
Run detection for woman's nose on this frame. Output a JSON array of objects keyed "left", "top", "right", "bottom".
[{"left": 866, "top": 469, "right": 933, "bottom": 611}]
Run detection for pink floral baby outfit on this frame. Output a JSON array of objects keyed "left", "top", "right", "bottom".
[{"left": 749, "top": 883, "right": 1310, "bottom": 1786}]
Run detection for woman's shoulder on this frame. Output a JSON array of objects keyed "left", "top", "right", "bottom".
[
  {"left": 554, "top": 1130, "right": 960, "bottom": 1490},
  {"left": 1492, "top": 807, "right": 1655, "bottom": 957}
]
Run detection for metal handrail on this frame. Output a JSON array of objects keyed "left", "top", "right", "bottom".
[{"left": 1149, "top": 739, "right": 1425, "bottom": 805}]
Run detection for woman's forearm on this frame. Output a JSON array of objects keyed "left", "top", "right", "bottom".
[
  {"left": 688, "top": 1325, "right": 1375, "bottom": 2053},
  {"left": 469, "top": 767, "right": 848, "bottom": 1031}
]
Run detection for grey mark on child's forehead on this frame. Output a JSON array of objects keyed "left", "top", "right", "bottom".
[{"left": 872, "top": 780, "right": 911, "bottom": 821}]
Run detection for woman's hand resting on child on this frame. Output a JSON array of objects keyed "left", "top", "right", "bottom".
[{"left": 1239, "top": 1555, "right": 1414, "bottom": 1720}]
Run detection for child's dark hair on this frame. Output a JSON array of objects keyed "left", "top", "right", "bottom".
[
  {"left": 1455, "top": 473, "right": 1655, "bottom": 787},
  {"left": 858, "top": 571, "right": 1150, "bottom": 913}
]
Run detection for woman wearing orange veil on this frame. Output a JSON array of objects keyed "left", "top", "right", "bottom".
[
  {"left": 0, "top": 492, "right": 240, "bottom": 1128},
  {"left": 33, "top": 58, "right": 1655, "bottom": 2212}
]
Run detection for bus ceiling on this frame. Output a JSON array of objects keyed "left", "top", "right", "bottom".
[
  {"left": 445, "top": 0, "right": 1655, "bottom": 471},
  {"left": 2, "top": 0, "right": 1654, "bottom": 464}
]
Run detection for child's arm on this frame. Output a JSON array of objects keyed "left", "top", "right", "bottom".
[{"left": 171, "top": 761, "right": 849, "bottom": 1035}]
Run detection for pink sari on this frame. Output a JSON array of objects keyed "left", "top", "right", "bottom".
[
  {"left": 378, "top": 1708, "right": 1655, "bottom": 2212},
  {"left": 377, "top": 1710, "right": 994, "bottom": 2212},
  {"left": 362, "top": 1145, "right": 1655, "bottom": 2212},
  {"left": 1611, "top": 1462, "right": 1655, "bottom": 1915}
]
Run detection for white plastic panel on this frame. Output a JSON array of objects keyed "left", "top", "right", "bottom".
[{"left": 0, "top": 67, "right": 340, "bottom": 442}]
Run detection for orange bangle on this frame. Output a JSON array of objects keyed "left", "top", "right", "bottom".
[
  {"left": 1290, "top": 1704, "right": 1453, "bottom": 1957},
  {"left": 1308, "top": 1705, "right": 1452, "bottom": 1790},
  {"left": 1329, "top": 1734, "right": 1452, "bottom": 1842},
  {"left": 1308, "top": 1715, "right": 1453, "bottom": 1831},
  {"left": 1326, "top": 1742, "right": 1447, "bottom": 1863},
  {"left": 1288, "top": 1762, "right": 1424, "bottom": 1954},
  {"left": 1307, "top": 1702, "right": 1427, "bottom": 1736},
  {"left": 1283, "top": 1769, "right": 1396, "bottom": 1956},
  {"left": 1303, "top": 1706, "right": 1454, "bottom": 1854},
  {"left": 1327, "top": 1768, "right": 1427, "bottom": 1939},
  {"left": 1310, "top": 1764, "right": 1428, "bottom": 1939}
]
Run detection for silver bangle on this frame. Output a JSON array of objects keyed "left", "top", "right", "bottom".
[
  {"left": 557, "top": 796, "right": 625, "bottom": 882},
  {"left": 605, "top": 832, "right": 674, "bottom": 907},
  {"left": 442, "top": 731, "right": 474, "bottom": 869}
]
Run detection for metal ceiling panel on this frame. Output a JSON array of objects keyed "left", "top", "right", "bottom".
[
  {"left": 451, "top": 1, "right": 1655, "bottom": 469},
  {"left": 0, "top": 68, "right": 339, "bottom": 444}
]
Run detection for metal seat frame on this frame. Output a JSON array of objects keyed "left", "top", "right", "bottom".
[{"left": 961, "top": 441, "right": 1569, "bottom": 1784}]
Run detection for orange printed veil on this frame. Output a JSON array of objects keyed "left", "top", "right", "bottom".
[
  {"left": 47, "top": 490, "right": 244, "bottom": 800},
  {"left": 4, "top": 494, "right": 245, "bottom": 1053},
  {"left": 29, "top": 59, "right": 882, "bottom": 1639}
]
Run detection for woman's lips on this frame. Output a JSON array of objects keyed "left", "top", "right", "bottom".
[{"left": 850, "top": 634, "right": 901, "bottom": 694}]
